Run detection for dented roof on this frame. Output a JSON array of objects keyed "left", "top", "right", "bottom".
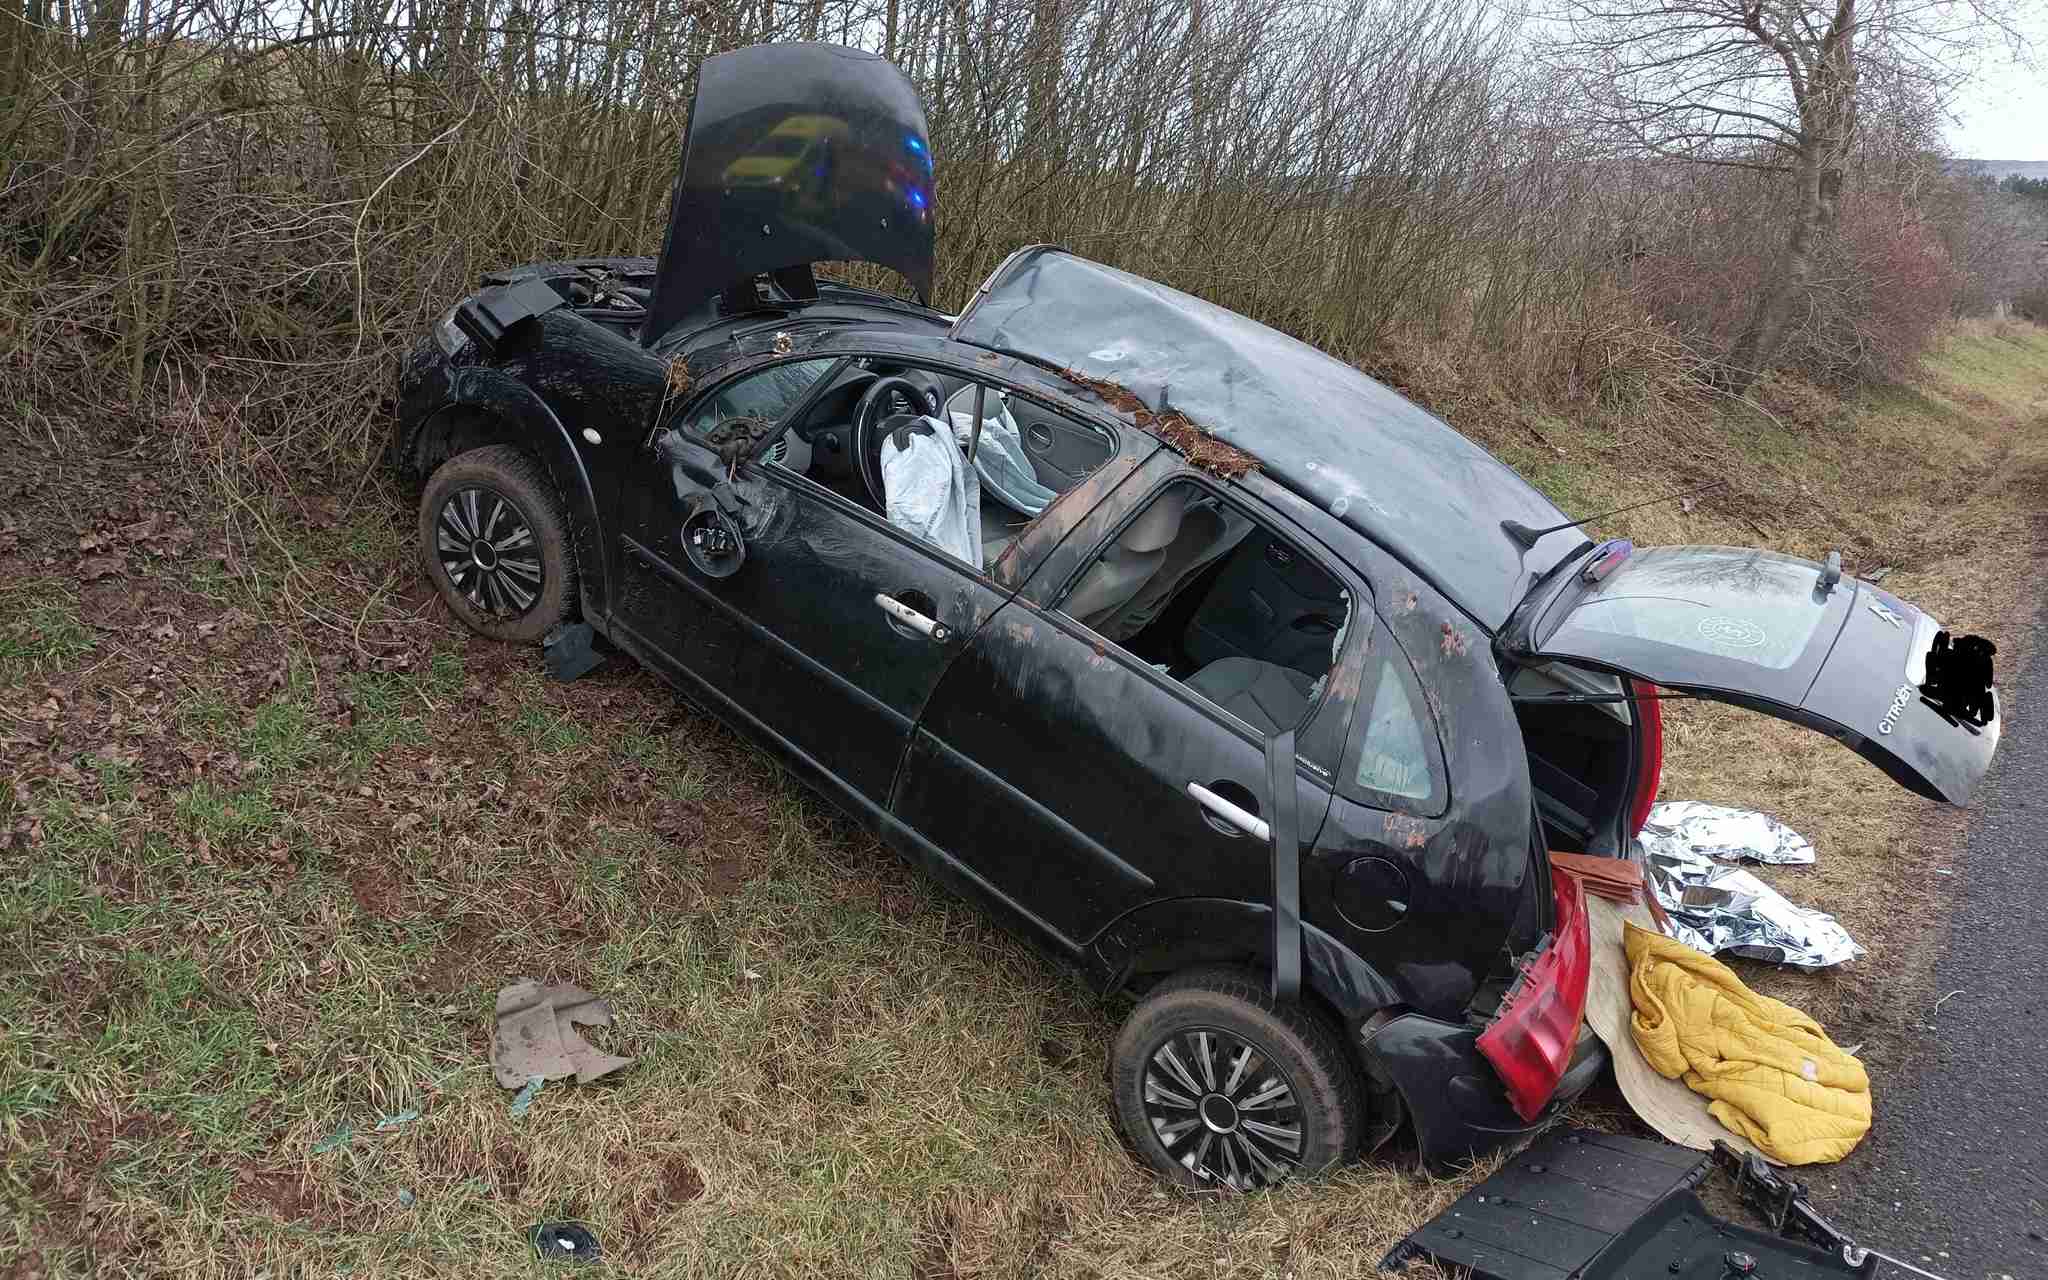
[{"left": 951, "top": 248, "right": 1584, "bottom": 628}]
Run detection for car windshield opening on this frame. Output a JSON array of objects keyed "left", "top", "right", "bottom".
[{"left": 779, "top": 361, "right": 1116, "bottom": 572}]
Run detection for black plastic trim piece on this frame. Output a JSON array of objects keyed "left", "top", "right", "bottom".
[{"left": 455, "top": 277, "right": 568, "bottom": 352}]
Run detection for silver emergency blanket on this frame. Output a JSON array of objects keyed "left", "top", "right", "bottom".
[
  {"left": 1639, "top": 801, "right": 1816, "bottom": 866},
  {"left": 1636, "top": 803, "right": 1862, "bottom": 970},
  {"left": 881, "top": 416, "right": 982, "bottom": 566}
]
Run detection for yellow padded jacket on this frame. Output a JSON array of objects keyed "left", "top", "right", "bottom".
[{"left": 1625, "top": 922, "right": 1870, "bottom": 1165}]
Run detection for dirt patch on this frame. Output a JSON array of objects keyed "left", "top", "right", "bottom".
[
  {"left": 417, "top": 917, "right": 499, "bottom": 993},
  {"left": 348, "top": 864, "right": 405, "bottom": 918},
  {"left": 653, "top": 801, "right": 705, "bottom": 849},
  {"left": 1060, "top": 369, "right": 1259, "bottom": 478},
  {"left": 234, "top": 1164, "right": 326, "bottom": 1224},
  {"left": 1038, "top": 1038, "right": 1078, "bottom": 1071},
  {"left": 492, "top": 1143, "right": 530, "bottom": 1202},
  {"left": 658, "top": 1154, "right": 705, "bottom": 1205},
  {"left": 698, "top": 851, "right": 749, "bottom": 899}
]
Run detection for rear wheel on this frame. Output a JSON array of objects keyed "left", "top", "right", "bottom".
[
  {"left": 1110, "top": 967, "right": 1362, "bottom": 1191},
  {"left": 418, "top": 444, "right": 574, "bottom": 644}
]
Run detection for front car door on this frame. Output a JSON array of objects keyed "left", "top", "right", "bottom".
[{"left": 609, "top": 354, "right": 1007, "bottom": 811}]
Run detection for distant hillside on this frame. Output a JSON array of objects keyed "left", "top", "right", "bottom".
[{"left": 1959, "top": 159, "right": 2048, "bottom": 181}]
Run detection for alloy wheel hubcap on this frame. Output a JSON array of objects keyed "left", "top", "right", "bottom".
[
  {"left": 437, "top": 487, "right": 542, "bottom": 617},
  {"left": 1142, "top": 1027, "right": 1304, "bottom": 1190}
]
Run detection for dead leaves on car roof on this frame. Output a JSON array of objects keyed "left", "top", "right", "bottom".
[{"left": 1058, "top": 368, "right": 1259, "bottom": 480}]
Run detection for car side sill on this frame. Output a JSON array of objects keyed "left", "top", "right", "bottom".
[{"left": 603, "top": 615, "right": 1084, "bottom": 959}]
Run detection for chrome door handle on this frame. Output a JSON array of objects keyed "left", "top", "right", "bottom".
[
  {"left": 1187, "top": 782, "right": 1269, "bottom": 841},
  {"left": 874, "top": 593, "right": 953, "bottom": 642}
]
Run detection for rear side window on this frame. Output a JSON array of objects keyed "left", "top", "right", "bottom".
[
  {"left": 1342, "top": 646, "right": 1445, "bottom": 814},
  {"left": 1356, "top": 660, "right": 1433, "bottom": 800}
]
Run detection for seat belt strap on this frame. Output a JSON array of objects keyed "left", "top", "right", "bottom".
[{"left": 1266, "top": 728, "right": 1302, "bottom": 1002}]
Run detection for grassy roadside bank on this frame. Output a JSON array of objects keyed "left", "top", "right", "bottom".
[{"left": 2, "top": 319, "right": 2045, "bottom": 1278}]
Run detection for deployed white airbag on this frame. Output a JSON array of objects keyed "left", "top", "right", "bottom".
[
  {"left": 948, "top": 396, "right": 1060, "bottom": 517},
  {"left": 881, "top": 416, "right": 983, "bottom": 566}
]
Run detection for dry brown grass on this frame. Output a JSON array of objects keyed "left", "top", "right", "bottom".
[{"left": 2, "top": 322, "right": 2045, "bottom": 1277}]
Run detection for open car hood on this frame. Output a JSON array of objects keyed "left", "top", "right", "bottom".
[
  {"left": 950, "top": 247, "right": 1585, "bottom": 628},
  {"left": 1514, "top": 544, "right": 1999, "bottom": 805},
  {"left": 640, "top": 43, "right": 936, "bottom": 347}
]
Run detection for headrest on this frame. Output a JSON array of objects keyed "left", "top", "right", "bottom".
[{"left": 1122, "top": 489, "right": 1189, "bottom": 553}]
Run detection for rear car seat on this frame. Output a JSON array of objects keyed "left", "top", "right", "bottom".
[{"left": 1185, "top": 657, "right": 1317, "bottom": 735}]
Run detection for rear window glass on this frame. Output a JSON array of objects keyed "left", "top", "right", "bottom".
[{"left": 1543, "top": 546, "right": 1826, "bottom": 672}]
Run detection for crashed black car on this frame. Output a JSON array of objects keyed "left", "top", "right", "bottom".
[{"left": 391, "top": 43, "right": 2000, "bottom": 1189}]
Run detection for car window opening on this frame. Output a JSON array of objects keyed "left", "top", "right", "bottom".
[
  {"left": 738, "top": 359, "right": 1117, "bottom": 573},
  {"left": 1056, "top": 480, "right": 1350, "bottom": 738}
]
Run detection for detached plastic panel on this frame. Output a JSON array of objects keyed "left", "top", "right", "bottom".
[
  {"left": 454, "top": 277, "right": 567, "bottom": 352},
  {"left": 1383, "top": 1128, "right": 1709, "bottom": 1279},
  {"left": 1578, "top": 1188, "right": 1871, "bottom": 1279},
  {"left": 1383, "top": 1128, "right": 1872, "bottom": 1279}
]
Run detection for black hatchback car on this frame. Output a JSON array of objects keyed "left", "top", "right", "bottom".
[{"left": 391, "top": 43, "right": 2000, "bottom": 1190}]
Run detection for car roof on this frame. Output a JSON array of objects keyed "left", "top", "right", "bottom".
[{"left": 949, "top": 248, "right": 1586, "bottom": 628}]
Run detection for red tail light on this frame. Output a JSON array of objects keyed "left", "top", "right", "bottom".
[
  {"left": 1477, "top": 868, "right": 1591, "bottom": 1122},
  {"left": 1627, "top": 678, "right": 1663, "bottom": 838}
]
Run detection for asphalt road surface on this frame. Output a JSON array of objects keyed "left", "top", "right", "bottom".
[{"left": 1826, "top": 598, "right": 2048, "bottom": 1280}]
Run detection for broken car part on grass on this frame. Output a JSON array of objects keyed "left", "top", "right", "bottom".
[
  {"left": 492, "top": 980, "right": 634, "bottom": 1093},
  {"left": 531, "top": 1221, "right": 603, "bottom": 1265},
  {"left": 390, "top": 39, "right": 2001, "bottom": 1187},
  {"left": 1385, "top": 1128, "right": 1946, "bottom": 1280}
]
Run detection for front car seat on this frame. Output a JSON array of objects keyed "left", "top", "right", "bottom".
[
  {"left": 1099, "top": 497, "right": 1251, "bottom": 643},
  {"left": 1062, "top": 489, "right": 1190, "bottom": 631}
]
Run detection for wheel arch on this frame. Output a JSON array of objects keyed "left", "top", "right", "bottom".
[
  {"left": 1091, "top": 897, "right": 1402, "bottom": 1061},
  {"left": 403, "top": 370, "right": 611, "bottom": 620}
]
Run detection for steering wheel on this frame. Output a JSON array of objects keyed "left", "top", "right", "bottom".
[{"left": 852, "top": 374, "right": 941, "bottom": 510}]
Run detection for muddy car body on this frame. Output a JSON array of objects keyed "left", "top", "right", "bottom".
[{"left": 391, "top": 43, "right": 1999, "bottom": 1188}]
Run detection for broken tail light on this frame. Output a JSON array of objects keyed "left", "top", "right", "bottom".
[
  {"left": 1477, "top": 868, "right": 1591, "bottom": 1123},
  {"left": 1627, "top": 678, "right": 1664, "bottom": 838}
]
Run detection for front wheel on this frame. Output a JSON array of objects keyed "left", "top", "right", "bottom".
[
  {"left": 418, "top": 444, "right": 575, "bottom": 644},
  {"left": 1110, "top": 967, "right": 1363, "bottom": 1191}
]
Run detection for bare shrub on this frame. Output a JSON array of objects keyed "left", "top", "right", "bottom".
[{"left": 0, "top": 0, "right": 2028, "bottom": 474}]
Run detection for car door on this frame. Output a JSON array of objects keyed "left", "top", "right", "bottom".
[
  {"left": 610, "top": 359, "right": 1009, "bottom": 811},
  {"left": 892, "top": 475, "right": 1356, "bottom": 946},
  {"left": 1003, "top": 395, "right": 1117, "bottom": 492},
  {"left": 1506, "top": 543, "right": 1999, "bottom": 805}
]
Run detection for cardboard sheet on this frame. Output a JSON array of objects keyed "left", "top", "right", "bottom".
[{"left": 1581, "top": 894, "right": 1778, "bottom": 1166}]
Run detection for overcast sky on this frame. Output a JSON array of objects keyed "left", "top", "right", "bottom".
[{"left": 1946, "top": 9, "right": 2048, "bottom": 161}]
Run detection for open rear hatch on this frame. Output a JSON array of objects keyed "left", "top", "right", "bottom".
[{"left": 1507, "top": 544, "right": 1997, "bottom": 805}]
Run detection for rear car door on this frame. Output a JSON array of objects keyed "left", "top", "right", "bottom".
[
  {"left": 893, "top": 473, "right": 1354, "bottom": 947},
  {"left": 1507, "top": 544, "right": 1998, "bottom": 805}
]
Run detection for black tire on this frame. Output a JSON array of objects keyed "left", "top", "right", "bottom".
[
  {"left": 1111, "top": 967, "right": 1362, "bottom": 1191},
  {"left": 418, "top": 444, "right": 575, "bottom": 644}
]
